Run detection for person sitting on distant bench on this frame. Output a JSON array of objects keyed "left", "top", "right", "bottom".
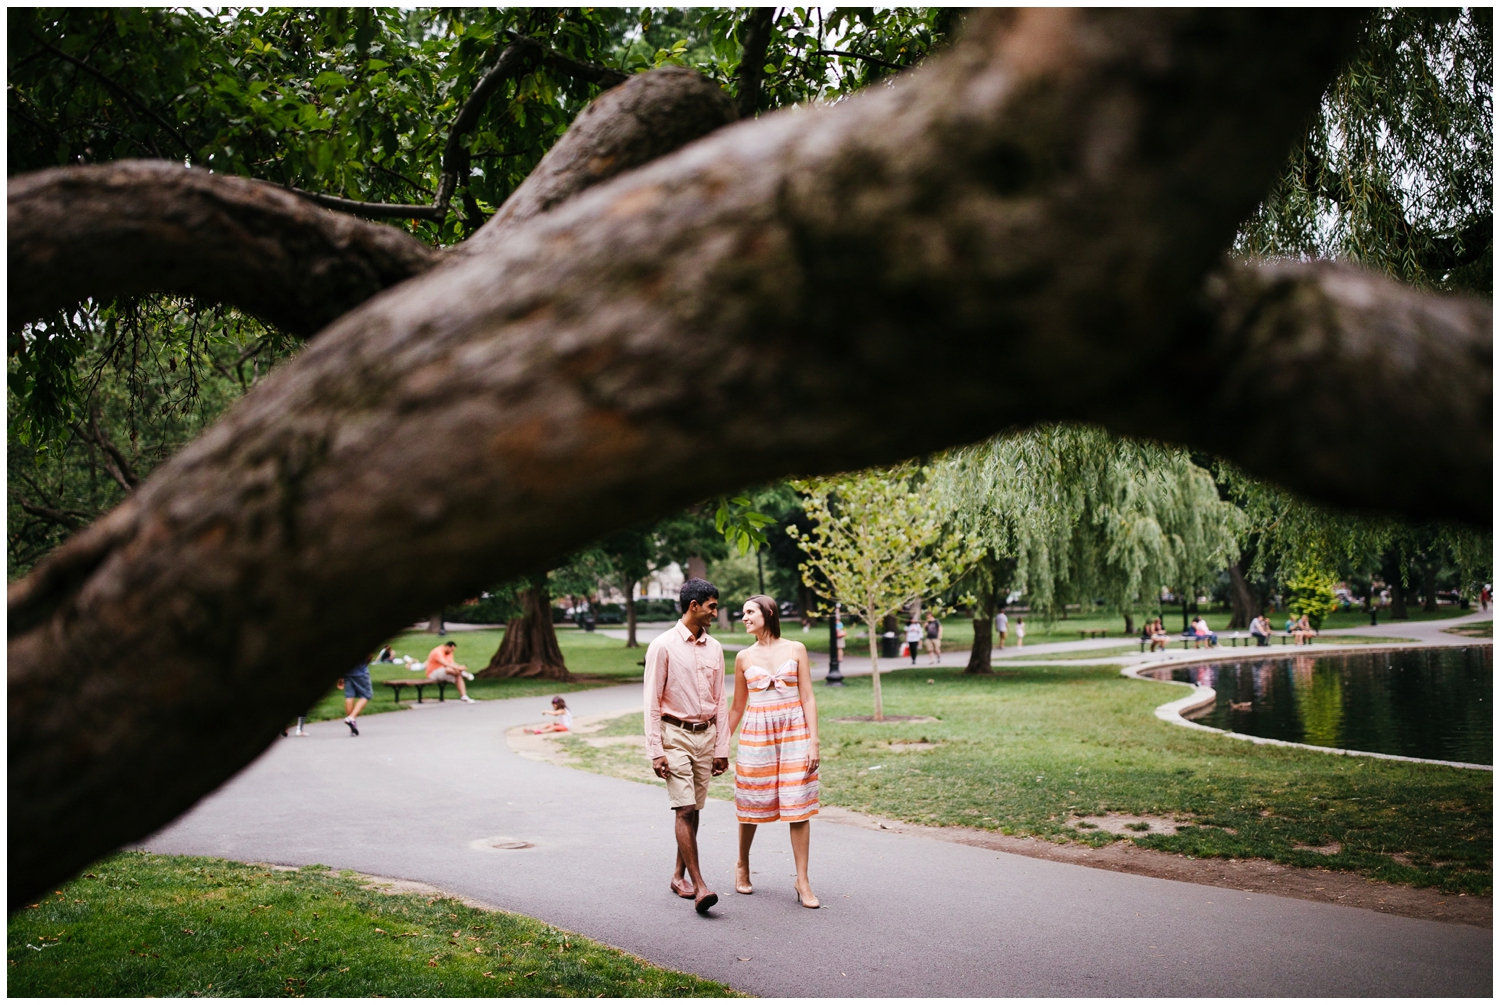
[
  {"left": 1191, "top": 615, "right": 1218, "bottom": 648},
  {"left": 1250, "top": 614, "right": 1271, "bottom": 647},
  {"left": 1291, "top": 614, "right": 1317, "bottom": 645},
  {"left": 426, "top": 640, "right": 476, "bottom": 703},
  {"left": 1148, "top": 618, "right": 1170, "bottom": 652}
]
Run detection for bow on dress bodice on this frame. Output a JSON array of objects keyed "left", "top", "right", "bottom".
[{"left": 745, "top": 659, "right": 798, "bottom": 695}]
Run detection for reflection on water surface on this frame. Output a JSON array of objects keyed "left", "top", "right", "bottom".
[{"left": 1161, "top": 646, "right": 1492, "bottom": 765}]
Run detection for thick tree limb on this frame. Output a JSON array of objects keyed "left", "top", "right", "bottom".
[
  {"left": 16, "top": 498, "right": 91, "bottom": 529},
  {"left": 7, "top": 161, "right": 441, "bottom": 337},
  {"left": 11, "top": 10, "right": 1488, "bottom": 908}
]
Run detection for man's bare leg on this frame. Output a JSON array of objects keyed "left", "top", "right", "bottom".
[
  {"left": 344, "top": 697, "right": 368, "bottom": 720},
  {"left": 671, "top": 842, "right": 694, "bottom": 898},
  {"left": 736, "top": 823, "right": 757, "bottom": 894},
  {"left": 790, "top": 821, "right": 819, "bottom": 907},
  {"left": 674, "top": 807, "right": 716, "bottom": 911}
]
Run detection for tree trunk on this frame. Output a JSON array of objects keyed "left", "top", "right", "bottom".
[
  {"left": 1123, "top": 611, "right": 1135, "bottom": 635},
  {"left": 20, "top": 10, "right": 1480, "bottom": 908},
  {"left": 624, "top": 579, "right": 638, "bottom": 648},
  {"left": 1227, "top": 561, "right": 1257, "bottom": 629},
  {"left": 686, "top": 555, "right": 707, "bottom": 582},
  {"left": 428, "top": 611, "right": 445, "bottom": 634},
  {"left": 1390, "top": 579, "right": 1410, "bottom": 620},
  {"left": 481, "top": 582, "right": 573, "bottom": 680},
  {"left": 868, "top": 607, "right": 884, "bottom": 721},
  {"left": 966, "top": 612, "right": 995, "bottom": 674},
  {"left": 1422, "top": 563, "right": 1439, "bottom": 613}
]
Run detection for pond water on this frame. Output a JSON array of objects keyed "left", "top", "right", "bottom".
[{"left": 1160, "top": 646, "right": 1492, "bottom": 765}]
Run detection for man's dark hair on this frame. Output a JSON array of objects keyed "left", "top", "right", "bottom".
[
  {"left": 680, "top": 578, "right": 719, "bottom": 610},
  {"left": 443, "top": 639, "right": 457, "bottom": 646}
]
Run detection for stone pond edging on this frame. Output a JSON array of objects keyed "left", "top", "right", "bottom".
[{"left": 1123, "top": 644, "right": 1494, "bottom": 772}]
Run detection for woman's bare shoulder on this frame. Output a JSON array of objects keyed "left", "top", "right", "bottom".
[{"left": 786, "top": 639, "right": 809, "bottom": 658}]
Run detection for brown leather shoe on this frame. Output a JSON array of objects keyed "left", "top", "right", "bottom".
[{"left": 670, "top": 876, "right": 695, "bottom": 899}]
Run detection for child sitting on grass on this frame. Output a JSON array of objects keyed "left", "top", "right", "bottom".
[{"left": 530, "top": 696, "right": 573, "bottom": 733}]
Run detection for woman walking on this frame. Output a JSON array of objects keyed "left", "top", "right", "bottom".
[{"left": 729, "top": 595, "right": 821, "bottom": 908}]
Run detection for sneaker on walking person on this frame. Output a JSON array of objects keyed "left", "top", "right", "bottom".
[{"left": 338, "top": 656, "right": 374, "bottom": 736}]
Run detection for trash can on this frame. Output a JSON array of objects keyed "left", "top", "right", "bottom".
[
  {"left": 879, "top": 631, "right": 900, "bottom": 659},
  {"left": 582, "top": 615, "right": 596, "bottom": 632}
]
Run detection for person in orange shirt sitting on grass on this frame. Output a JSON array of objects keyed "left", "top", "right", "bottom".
[{"left": 426, "top": 639, "right": 476, "bottom": 703}]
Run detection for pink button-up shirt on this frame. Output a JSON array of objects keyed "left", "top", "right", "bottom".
[{"left": 643, "top": 621, "right": 728, "bottom": 759}]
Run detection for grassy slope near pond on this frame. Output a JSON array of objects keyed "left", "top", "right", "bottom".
[
  {"left": 7, "top": 853, "right": 737, "bottom": 998},
  {"left": 558, "top": 662, "right": 1490, "bottom": 895}
]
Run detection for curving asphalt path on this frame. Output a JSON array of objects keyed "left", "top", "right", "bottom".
[{"left": 142, "top": 672, "right": 1491, "bottom": 996}]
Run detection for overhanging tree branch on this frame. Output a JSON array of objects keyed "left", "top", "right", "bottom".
[
  {"left": 9, "top": 10, "right": 1488, "bottom": 909},
  {"left": 7, "top": 161, "right": 442, "bottom": 338}
]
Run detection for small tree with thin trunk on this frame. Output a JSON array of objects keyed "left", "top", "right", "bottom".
[{"left": 791, "top": 466, "right": 973, "bottom": 721}]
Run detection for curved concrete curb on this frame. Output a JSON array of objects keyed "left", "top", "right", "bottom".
[{"left": 1123, "top": 647, "right": 1493, "bottom": 772}]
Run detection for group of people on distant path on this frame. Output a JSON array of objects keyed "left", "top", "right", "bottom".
[
  {"left": 644, "top": 578, "right": 821, "bottom": 915},
  {"left": 904, "top": 613, "right": 945, "bottom": 664}
]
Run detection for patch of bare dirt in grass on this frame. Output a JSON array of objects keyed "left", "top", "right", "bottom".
[{"left": 818, "top": 806, "right": 1490, "bottom": 929}]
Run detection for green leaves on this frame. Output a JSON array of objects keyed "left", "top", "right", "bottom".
[{"left": 714, "top": 495, "right": 772, "bottom": 556}]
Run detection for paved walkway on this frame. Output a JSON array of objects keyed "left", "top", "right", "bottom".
[{"left": 144, "top": 672, "right": 1490, "bottom": 995}]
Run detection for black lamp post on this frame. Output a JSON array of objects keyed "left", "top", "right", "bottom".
[{"left": 825, "top": 602, "right": 844, "bottom": 686}]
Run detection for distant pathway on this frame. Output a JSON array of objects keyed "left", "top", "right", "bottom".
[{"left": 145, "top": 673, "right": 1490, "bottom": 995}]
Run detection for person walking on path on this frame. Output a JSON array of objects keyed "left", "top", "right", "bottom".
[
  {"left": 904, "top": 617, "right": 923, "bottom": 665},
  {"left": 729, "top": 595, "right": 820, "bottom": 908},
  {"left": 644, "top": 578, "right": 729, "bottom": 914},
  {"left": 337, "top": 656, "right": 374, "bottom": 735},
  {"left": 995, "top": 609, "right": 1009, "bottom": 649},
  {"left": 426, "top": 640, "right": 475, "bottom": 703},
  {"left": 923, "top": 613, "right": 943, "bottom": 664},
  {"left": 1015, "top": 618, "right": 1026, "bottom": 647}
]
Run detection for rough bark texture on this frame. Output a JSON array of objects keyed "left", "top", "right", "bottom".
[
  {"left": 1227, "top": 561, "right": 1258, "bottom": 629},
  {"left": 11, "top": 9, "right": 1489, "bottom": 907},
  {"left": 481, "top": 584, "right": 571, "bottom": 680},
  {"left": 7, "top": 161, "right": 440, "bottom": 337}
]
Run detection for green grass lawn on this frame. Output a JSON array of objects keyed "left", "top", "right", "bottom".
[
  {"left": 559, "top": 662, "right": 1491, "bottom": 895},
  {"left": 7, "top": 853, "right": 737, "bottom": 998},
  {"left": 303, "top": 628, "right": 647, "bottom": 723}
]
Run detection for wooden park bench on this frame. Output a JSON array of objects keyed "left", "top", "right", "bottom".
[
  {"left": 384, "top": 678, "right": 452, "bottom": 704},
  {"left": 1077, "top": 629, "right": 1108, "bottom": 640}
]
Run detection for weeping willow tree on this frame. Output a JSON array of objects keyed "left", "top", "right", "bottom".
[
  {"left": 1225, "top": 8, "right": 1493, "bottom": 613},
  {"left": 932, "top": 427, "right": 1244, "bottom": 672}
]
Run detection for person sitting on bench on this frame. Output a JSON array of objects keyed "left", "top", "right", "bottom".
[
  {"left": 426, "top": 640, "right": 475, "bottom": 703},
  {"left": 1191, "top": 615, "right": 1218, "bottom": 648}
]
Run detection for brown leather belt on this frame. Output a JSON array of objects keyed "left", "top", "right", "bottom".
[{"left": 661, "top": 713, "right": 712, "bottom": 732}]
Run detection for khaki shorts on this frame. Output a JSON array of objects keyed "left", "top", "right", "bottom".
[{"left": 660, "top": 720, "right": 716, "bottom": 810}]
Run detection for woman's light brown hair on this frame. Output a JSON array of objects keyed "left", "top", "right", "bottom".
[{"left": 745, "top": 595, "right": 780, "bottom": 639}]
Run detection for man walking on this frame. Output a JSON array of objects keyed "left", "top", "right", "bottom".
[
  {"left": 644, "top": 578, "right": 728, "bottom": 914},
  {"left": 337, "top": 655, "right": 374, "bottom": 735}
]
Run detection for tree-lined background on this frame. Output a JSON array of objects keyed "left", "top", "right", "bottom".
[{"left": 8, "top": 7, "right": 1491, "bottom": 681}]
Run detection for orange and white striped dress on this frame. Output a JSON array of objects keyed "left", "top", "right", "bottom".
[{"left": 734, "top": 659, "right": 818, "bottom": 823}]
